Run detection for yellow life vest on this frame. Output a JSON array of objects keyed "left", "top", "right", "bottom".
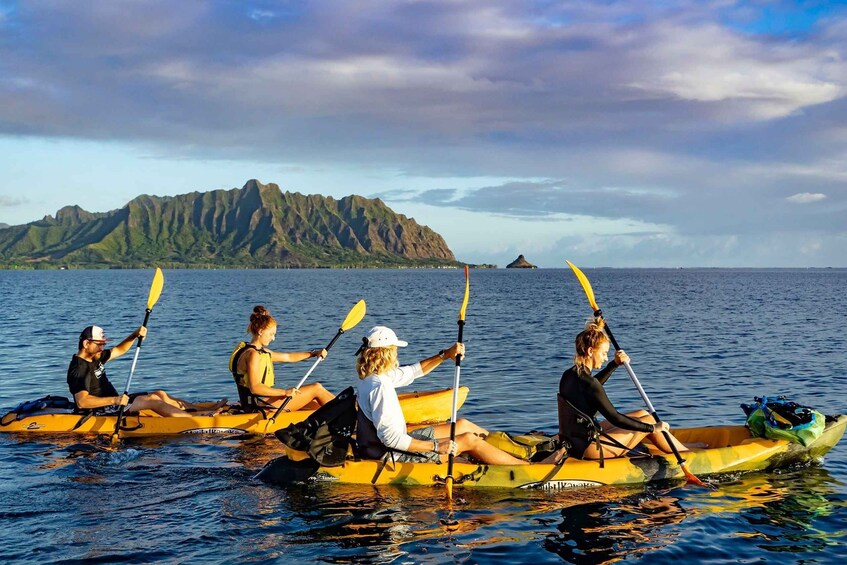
[{"left": 229, "top": 342, "right": 275, "bottom": 389}]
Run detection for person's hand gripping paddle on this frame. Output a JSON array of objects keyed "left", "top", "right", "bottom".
[
  {"left": 110, "top": 268, "right": 164, "bottom": 445},
  {"left": 446, "top": 266, "right": 470, "bottom": 501},
  {"left": 565, "top": 260, "right": 709, "bottom": 487},
  {"left": 266, "top": 300, "right": 366, "bottom": 427}
]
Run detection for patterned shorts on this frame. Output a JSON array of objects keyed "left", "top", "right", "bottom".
[{"left": 391, "top": 426, "right": 442, "bottom": 463}]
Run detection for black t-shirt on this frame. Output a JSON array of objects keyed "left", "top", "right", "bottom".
[{"left": 67, "top": 349, "right": 119, "bottom": 398}]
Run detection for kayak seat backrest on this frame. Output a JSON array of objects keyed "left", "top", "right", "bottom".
[
  {"left": 356, "top": 410, "right": 388, "bottom": 460},
  {"left": 557, "top": 393, "right": 598, "bottom": 444}
]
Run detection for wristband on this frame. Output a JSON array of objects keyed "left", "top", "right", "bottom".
[
  {"left": 437, "top": 350, "right": 446, "bottom": 360},
  {"left": 432, "top": 438, "right": 439, "bottom": 453}
]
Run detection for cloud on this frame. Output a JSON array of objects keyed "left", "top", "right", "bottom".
[
  {"left": 786, "top": 192, "right": 827, "bottom": 203},
  {"left": 0, "top": 195, "right": 27, "bottom": 207},
  {"left": 1, "top": 1, "right": 847, "bottom": 265}
]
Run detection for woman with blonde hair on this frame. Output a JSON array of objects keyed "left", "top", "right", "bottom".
[
  {"left": 355, "top": 325, "right": 562, "bottom": 465},
  {"left": 230, "top": 306, "right": 334, "bottom": 413},
  {"left": 558, "top": 318, "right": 688, "bottom": 460}
]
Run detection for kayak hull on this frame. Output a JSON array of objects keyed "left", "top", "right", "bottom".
[
  {"left": 257, "top": 414, "right": 847, "bottom": 490},
  {"left": 0, "top": 387, "right": 468, "bottom": 437}
]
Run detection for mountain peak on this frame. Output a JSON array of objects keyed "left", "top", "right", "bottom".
[{"left": 0, "top": 180, "right": 458, "bottom": 268}]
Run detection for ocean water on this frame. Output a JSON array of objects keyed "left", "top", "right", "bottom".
[{"left": 0, "top": 268, "right": 845, "bottom": 563}]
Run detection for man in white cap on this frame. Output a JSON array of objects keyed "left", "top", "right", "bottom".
[
  {"left": 68, "top": 325, "right": 224, "bottom": 417},
  {"left": 355, "top": 325, "right": 538, "bottom": 465}
]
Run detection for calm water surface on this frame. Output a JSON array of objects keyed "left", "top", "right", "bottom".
[{"left": 0, "top": 268, "right": 845, "bottom": 563}]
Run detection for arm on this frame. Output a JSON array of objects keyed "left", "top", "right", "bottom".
[
  {"left": 590, "top": 380, "right": 654, "bottom": 432},
  {"left": 419, "top": 342, "right": 465, "bottom": 375},
  {"left": 73, "top": 390, "right": 125, "bottom": 410},
  {"left": 109, "top": 326, "right": 147, "bottom": 360},
  {"left": 269, "top": 348, "right": 327, "bottom": 363},
  {"left": 595, "top": 350, "right": 629, "bottom": 385}
]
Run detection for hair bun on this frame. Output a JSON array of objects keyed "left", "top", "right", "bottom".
[{"left": 584, "top": 316, "right": 605, "bottom": 332}]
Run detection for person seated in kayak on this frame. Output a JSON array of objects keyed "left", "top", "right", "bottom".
[
  {"left": 230, "top": 305, "right": 334, "bottom": 413},
  {"left": 558, "top": 318, "right": 688, "bottom": 460},
  {"left": 68, "top": 325, "right": 226, "bottom": 417},
  {"left": 356, "top": 325, "right": 566, "bottom": 465}
]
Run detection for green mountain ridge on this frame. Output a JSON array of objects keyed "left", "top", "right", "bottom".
[{"left": 0, "top": 180, "right": 458, "bottom": 269}]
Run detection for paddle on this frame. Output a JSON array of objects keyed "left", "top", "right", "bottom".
[
  {"left": 565, "top": 260, "right": 708, "bottom": 487},
  {"left": 446, "top": 265, "right": 470, "bottom": 501},
  {"left": 267, "top": 299, "right": 366, "bottom": 425},
  {"left": 110, "top": 268, "right": 164, "bottom": 444}
]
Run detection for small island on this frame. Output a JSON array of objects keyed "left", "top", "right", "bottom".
[{"left": 506, "top": 254, "right": 537, "bottom": 269}]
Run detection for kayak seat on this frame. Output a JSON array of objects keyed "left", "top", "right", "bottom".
[{"left": 234, "top": 382, "right": 274, "bottom": 418}]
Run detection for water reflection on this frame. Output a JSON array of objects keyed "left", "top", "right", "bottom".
[
  {"left": 695, "top": 466, "right": 845, "bottom": 557},
  {"left": 544, "top": 490, "right": 687, "bottom": 564}
]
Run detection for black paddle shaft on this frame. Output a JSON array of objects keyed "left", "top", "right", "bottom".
[
  {"left": 455, "top": 319, "right": 464, "bottom": 366},
  {"left": 133, "top": 308, "right": 152, "bottom": 350}
]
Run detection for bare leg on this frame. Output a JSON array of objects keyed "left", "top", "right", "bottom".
[
  {"left": 264, "top": 383, "right": 335, "bottom": 412},
  {"left": 127, "top": 395, "right": 192, "bottom": 418},
  {"left": 619, "top": 411, "right": 690, "bottom": 453},
  {"left": 431, "top": 418, "right": 488, "bottom": 438},
  {"left": 146, "top": 390, "right": 227, "bottom": 412},
  {"left": 439, "top": 431, "right": 529, "bottom": 465},
  {"left": 592, "top": 411, "right": 689, "bottom": 458}
]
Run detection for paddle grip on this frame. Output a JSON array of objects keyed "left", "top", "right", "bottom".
[
  {"left": 455, "top": 319, "right": 464, "bottom": 367},
  {"left": 136, "top": 308, "right": 152, "bottom": 347},
  {"left": 325, "top": 329, "right": 344, "bottom": 352},
  {"left": 595, "top": 309, "right": 623, "bottom": 352}
]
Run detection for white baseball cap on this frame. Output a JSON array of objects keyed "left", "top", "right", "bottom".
[
  {"left": 80, "top": 325, "right": 109, "bottom": 343},
  {"left": 364, "top": 326, "right": 408, "bottom": 348}
]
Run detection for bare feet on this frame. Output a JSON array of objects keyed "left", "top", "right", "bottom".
[{"left": 537, "top": 446, "right": 568, "bottom": 465}]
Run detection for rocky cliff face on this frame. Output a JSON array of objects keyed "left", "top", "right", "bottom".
[{"left": 0, "top": 180, "right": 457, "bottom": 268}]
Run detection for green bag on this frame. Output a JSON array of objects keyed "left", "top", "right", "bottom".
[
  {"left": 485, "top": 431, "right": 559, "bottom": 461},
  {"left": 742, "top": 396, "right": 825, "bottom": 447}
]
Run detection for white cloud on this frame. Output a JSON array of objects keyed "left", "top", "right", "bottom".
[
  {"left": 786, "top": 192, "right": 827, "bottom": 203},
  {"left": 624, "top": 23, "right": 845, "bottom": 120}
]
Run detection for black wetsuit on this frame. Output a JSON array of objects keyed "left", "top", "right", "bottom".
[{"left": 558, "top": 363, "right": 653, "bottom": 458}]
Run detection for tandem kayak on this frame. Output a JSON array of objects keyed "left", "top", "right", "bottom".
[
  {"left": 257, "top": 414, "right": 847, "bottom": 490},
  {"left": 0, "top": 387, "right": 468, "bottom": 437}
]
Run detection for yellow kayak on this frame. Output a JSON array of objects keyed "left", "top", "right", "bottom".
[
  {"left": 0, "top": 387, "right": 468, "bottom": 437},
  {"left": 257, "top": 414, "right": 847, "bottom": 489}
]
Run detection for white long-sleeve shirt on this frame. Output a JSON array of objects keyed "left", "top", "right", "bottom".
[{"left": 356, "top": 362, "right": 424, "bottom": 451}]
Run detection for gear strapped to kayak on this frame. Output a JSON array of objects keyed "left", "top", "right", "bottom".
[
  {"left": 1, "top": 395, "right": 74, "bottom": 426},
  {"left": 742, "top": 396, "right": 825, "bottom": 446},
  {"left": 273, "top": 386, "right": 357, "bottom": 467},
  {"left": 484, "top": 431, "right": 563, "bottom": 462}
]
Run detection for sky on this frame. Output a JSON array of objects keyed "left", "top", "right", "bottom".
[{"left": 1, "top": 0, "right": 846, "bottom": 268}]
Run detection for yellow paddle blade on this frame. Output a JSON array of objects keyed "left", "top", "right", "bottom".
[
  {"left": 458, "top": 266, "right": 470, "bottom": 322},
  {"left": 565, "top": 260, "right": 599, "bottom": 312},
  {"left": 146, "top": 268, "right": 165, "bottom": 310},
  {"left": 446, "top": 477, "right": 454, "bottom": 501},
  {"left": 340, "top": 299, "right": 367, "bottom": 331}
]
